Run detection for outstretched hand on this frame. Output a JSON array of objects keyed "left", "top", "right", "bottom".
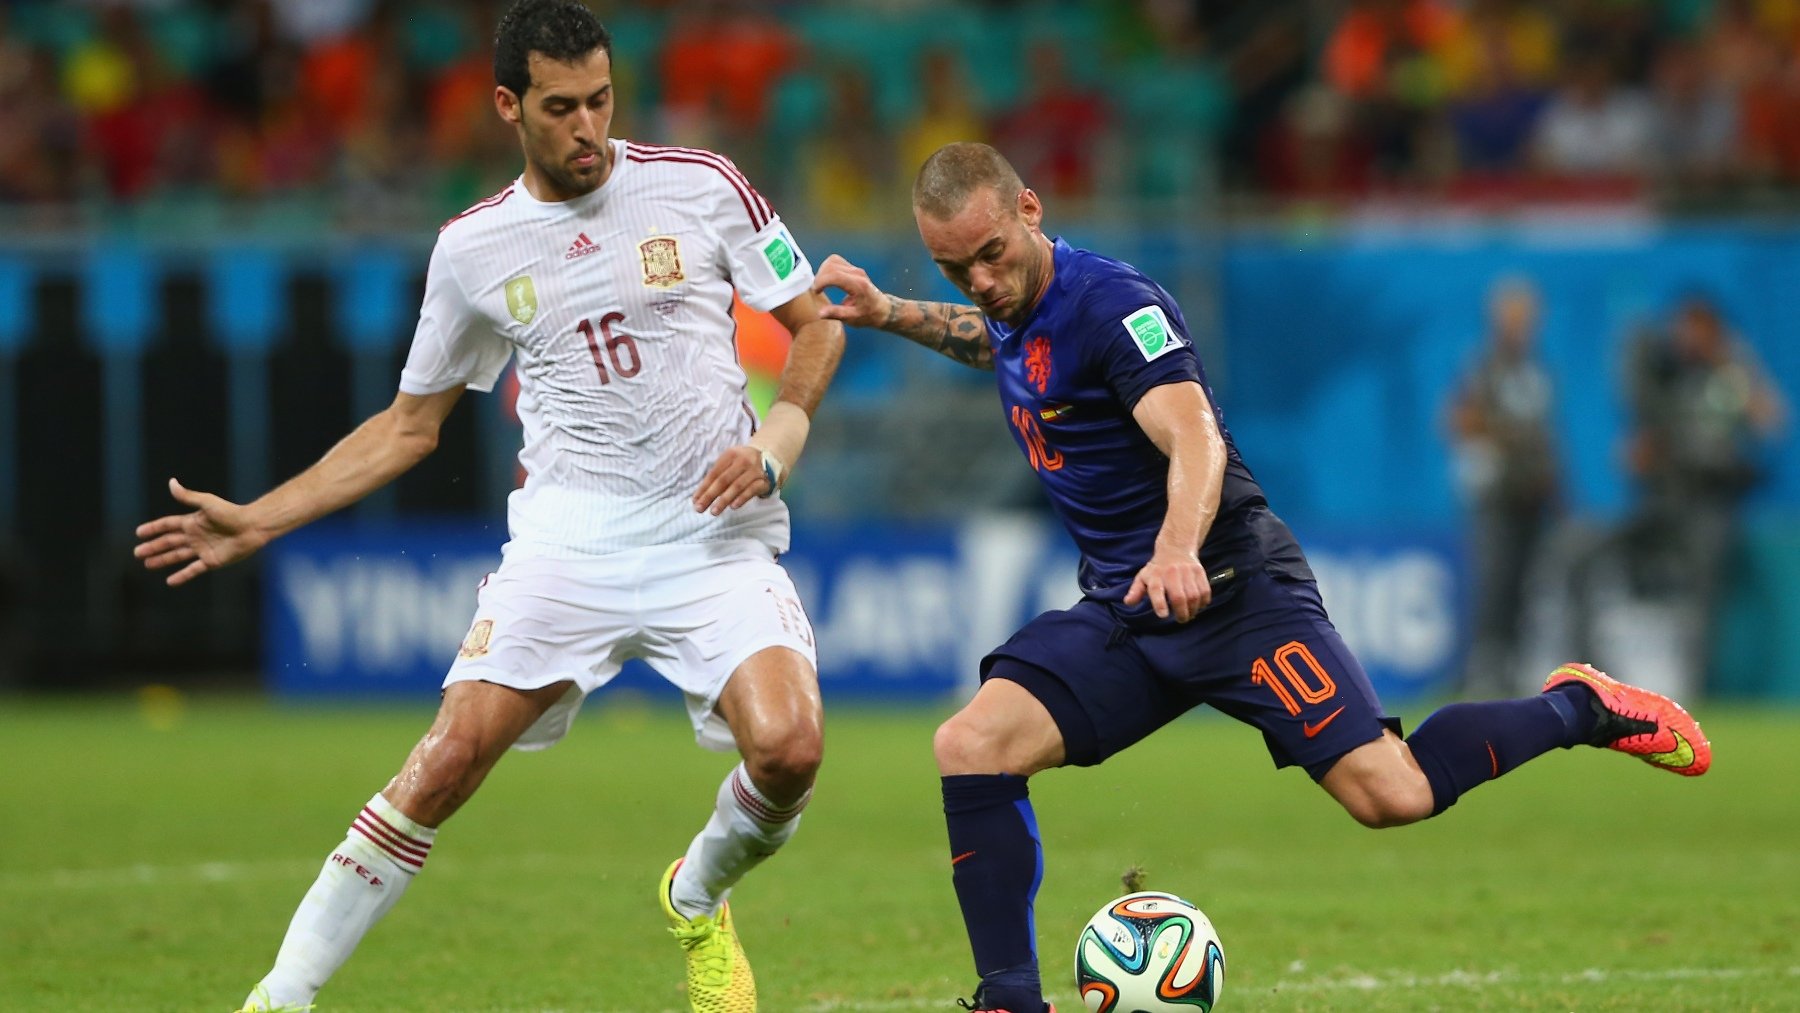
[
  {"left": 811, "top": 253, "right": 891, "bottom": 329},
  {"left": 133, "top": 478, "right": 266, "bottom": 586}
]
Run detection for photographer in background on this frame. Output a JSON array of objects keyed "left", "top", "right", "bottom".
[
  {"left": 1447, "top": 277, "right": 1560, "bottom": 696},
  {"left": 1624, "top": 293, "right": 1786, "bottom": 683}
]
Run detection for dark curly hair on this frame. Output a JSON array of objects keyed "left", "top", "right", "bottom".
[{"left": 494, "top": 0, "right": 612, "bottom": 98}]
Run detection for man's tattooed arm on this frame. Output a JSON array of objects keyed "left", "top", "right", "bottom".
[{"left": 876, "top": 295, "right": 994, "bottom": 370}]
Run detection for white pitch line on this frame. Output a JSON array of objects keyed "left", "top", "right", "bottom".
[
  {"left": 1260, "top": 964, "right": 1800, "bottom": 993},
  {"left": 3, "top": 861, "right": 1793, "bottom": 1012},
  {"left": 0, "top": 851, "right": 584, "bottom": 893},
  {"left": 0, "top": 858, "right": 321, "bottom": 892},
  {"left": 784, "top": 965, "right": 1800, "bottom": 1013}
]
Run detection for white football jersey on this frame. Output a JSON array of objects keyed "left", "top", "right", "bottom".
[{"left": 399, "top": 138, "right": 815, "bottom": 556}]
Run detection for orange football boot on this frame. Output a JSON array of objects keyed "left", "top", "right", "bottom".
[
  {"left": 957, "top": 990, "right": 1055, "bottom": 1013},
  {"left": 1543, "top": 662, "right": 1711, "bottom": 776}
]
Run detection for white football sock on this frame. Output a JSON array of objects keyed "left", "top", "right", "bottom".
[
  {"left": 670, "top": 762, "right": 809, "bottom": 919},
  {"left": 246, "top": 793, "right": 436, "bottom": 1008}
]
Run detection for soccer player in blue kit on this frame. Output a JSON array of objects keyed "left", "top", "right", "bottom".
[{"left": 812, "top": 143, "right": 1713, "bottom": 1013}]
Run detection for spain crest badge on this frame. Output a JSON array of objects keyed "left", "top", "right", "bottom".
[
  {"left": 458, "top": 619, "right": 494, "bottom": 660},
  {"left": 638, "top": 236, "right": 684, "bottom": 288}
]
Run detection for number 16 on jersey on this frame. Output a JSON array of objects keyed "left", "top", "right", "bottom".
[{"left": 577, "top": 312, "right": 642, "bottom": 384}]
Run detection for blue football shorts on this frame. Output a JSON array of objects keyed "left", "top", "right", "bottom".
[{"left": 981, "top": 567, "right": 1402, "bottom": 781}]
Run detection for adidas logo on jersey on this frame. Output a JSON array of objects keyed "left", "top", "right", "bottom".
[{"left": 565, "top": 233, "right": 601, "bottom": 260}]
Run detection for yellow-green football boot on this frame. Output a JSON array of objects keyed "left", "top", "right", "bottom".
[
  {"left": 659, "top": 858, "right": 756, "bottom": 1012},
  {"left": 233, "top": 985, "right": 314, "bottom": 1012}
]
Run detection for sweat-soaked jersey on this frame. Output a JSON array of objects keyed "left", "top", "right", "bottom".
[
  {"left": 987, "top": 238, "right": 1311, "bottom": 625},
  {"left": 400, "top": 138, "right": 814, "bottom": 557}
]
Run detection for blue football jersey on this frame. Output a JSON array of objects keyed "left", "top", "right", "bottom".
[{"left": 988, "top": 239, "right": 1309, "bottom": 621}]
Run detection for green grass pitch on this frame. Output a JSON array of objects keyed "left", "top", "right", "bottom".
[{"left": 3, "top": 693, "right": 1796, "bottom": 1011}]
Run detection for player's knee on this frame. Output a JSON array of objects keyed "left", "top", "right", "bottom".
[
  {"left": 747, "top": 736, "right": 821, "bottom": 792},
  {"left": 933, "top": 715, "right": 974, "bottom": 772},
  {"left": 1323, "top": 734, "right": 1437, "bottom": 829},
  {"left": 742, "top": 720, "right": 823, "bottom": 799},
  {"left": 1343, "top": 779, "right": 1435, "bottom": 829},
  {"left": 394, "top": 732, "right": 486, "bottom": 821},
  {"left": 418, "top": 732, "right": 477, "bottom": 782},
  {"left": 933, "top": 714, "right": 1009, "bottom": 775}
]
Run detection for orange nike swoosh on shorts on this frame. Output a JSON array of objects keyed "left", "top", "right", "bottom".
[
  {"left": 951, "top": 851, "right": 977, "bottom": 866},
  {"left": 1303, "top": 706, "right": 1347, "bottom": 739}
]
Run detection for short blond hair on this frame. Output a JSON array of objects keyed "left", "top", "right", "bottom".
[{"left": 913, "top": 142, "right": 1024, "bottom": 220}]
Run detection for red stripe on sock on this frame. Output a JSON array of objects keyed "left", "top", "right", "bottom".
[
  {"left": 730, "top": 771, "right": 805, "bottom": 825},
  {"left": 352, "top": 816, "right": 429, "bottom": 866},
  {"left": 350, "top": 821, "right": 425, "bottom": 869},
  {"left": 353, "top": 814, "right": 430, "bottom": 865},
  {"left": 359, "top": 807, "right": 432, "bottom": 858}
]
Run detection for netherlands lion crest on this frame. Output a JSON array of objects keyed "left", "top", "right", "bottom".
[
  {"left": 638, "top": 236, "right": 684, "bottom": 288},
  {"left": 1025, "top": 335, "right": 1053, "bottom": 393}
]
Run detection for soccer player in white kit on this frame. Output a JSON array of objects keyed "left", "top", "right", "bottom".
[{"left": 131, "top": 3, "right": 843, "bottom": 1010}]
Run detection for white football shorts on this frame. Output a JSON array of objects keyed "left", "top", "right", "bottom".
[{"left": 443, "top": 538, "right": 817, "bottom": 751}]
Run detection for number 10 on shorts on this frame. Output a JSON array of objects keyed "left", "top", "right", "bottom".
[{"left": 1250, "top": 641, "right": 1339, "bottom": 716}]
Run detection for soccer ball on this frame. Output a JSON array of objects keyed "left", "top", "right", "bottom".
[{"left": 1074, "top": 891, "right": 1225, "bottom": 1012}]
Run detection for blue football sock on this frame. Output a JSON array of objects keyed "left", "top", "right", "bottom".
[
  {"left": 1407, "top": 684, "right": 1597, "bottom": 817},
  {"left": 943, "top": 774, "right": 1044, "bottom": 1011}
]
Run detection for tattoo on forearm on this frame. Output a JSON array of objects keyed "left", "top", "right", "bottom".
[{"left": 882, "top": 296, "right": 994, "bottom": 370}]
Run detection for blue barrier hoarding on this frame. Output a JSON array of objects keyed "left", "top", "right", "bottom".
[
  {"left": 265, "top": 522, "right": 502, "bottom": 697},
  {"left": 1297, "top": 526, "right": 1469, "bottom": 701},
  {"left": 264, "top": 517, "right": 1467, "bottom": 703}
]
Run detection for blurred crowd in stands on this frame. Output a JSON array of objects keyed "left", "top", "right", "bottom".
[
  {"left": 1288, "top": 0, "right": 1800, "bottom": 207},
  {"left": 5, "top": 0, "right": 1800, "bottom": 228}
]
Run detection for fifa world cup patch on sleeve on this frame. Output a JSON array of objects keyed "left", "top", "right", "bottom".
[
  {"left": 763, "top": 230, "right": 799, "bottom": 280},
  {"left": 1122, "top": 305, "right": 1182, "bottom": 361},
  {"left": 458, "top": 619, "right": 494, "bottom": 659}
]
